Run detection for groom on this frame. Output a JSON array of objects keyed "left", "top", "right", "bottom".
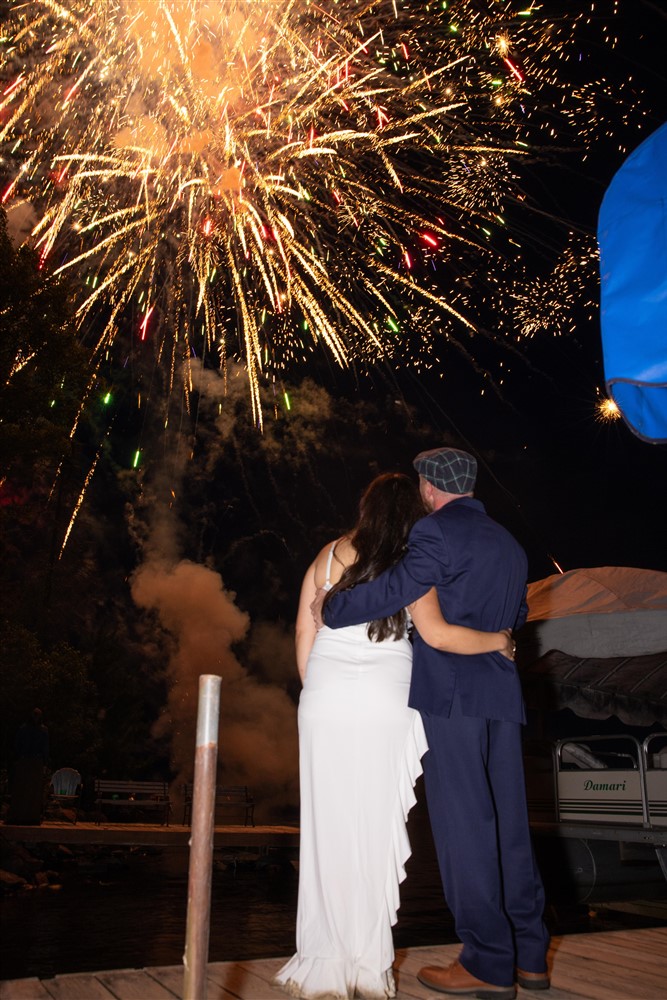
[{"left": 321, "top": 447, "right": 549, "bottom": 999}]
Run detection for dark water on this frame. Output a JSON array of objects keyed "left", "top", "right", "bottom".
[{"left": 2, "top": 789, "right": 666, "bottom": 981}]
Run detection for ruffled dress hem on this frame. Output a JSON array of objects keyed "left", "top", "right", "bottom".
[
  {"left": 384, "top": 713, "right": 429, "bottom": 926},
  {"left": 273, "top": 956, "right": 397, "bottom": 999}
]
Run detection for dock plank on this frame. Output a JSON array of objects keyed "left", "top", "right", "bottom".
[
  {"left": 551, "top": 930, "right": 667, "bottom": 976},
  {"left": 94, "top": 970, "right": 179, "bottom": 999},
  {"left": 512, "top": 989, "right": 586, "bottom": 1000},
  {"left": 544, "top": 970, "right": 655, "bottom": 1000},
  {"left": 393, "top": 949, "right": 451, "bottom": 1000},
  {"left": 550, "top": 964, "right": 666, "bottom": 998},
  {"left": 206, "top": 961, "right": 286, "bottom": 999},
  {"left": 3, "top": 930, "right": 667, "bottom": 1000},
  {"left": 148, "top": 966, "right": 247, "bottom": 1000},
  {"left": 146, "top": 966, "right": 238, "bottom": 1000},
  {"left": 393, "top": 943, "right": 461, "bottom": 970},
  {"left": 549, "top": 958, "right": 667, "bottom": 997},
  {"left": 566, "top": 926, "right": 667, "bottom": 950},
  {"left": 550, "top": 931, "right": 667, "bottom": 1000},
  {"left": 38, "top": 974, "right": 116, "bottom": 1000},
  {"left": 389, "top": 943, "right": 460, "bottom": 999},
  {"left": 0, "top": 980, "right": 54, "bottom": 1000},
  {"left": 142, "top": 968, "right": 186, "bottom": 997},
  {"left": 236, "top": 958, "right": 290, "bottom": 987}
]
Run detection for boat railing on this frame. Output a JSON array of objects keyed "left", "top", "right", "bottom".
[{"left": 553, "top": 734, "right": 667, "bottom": 830}]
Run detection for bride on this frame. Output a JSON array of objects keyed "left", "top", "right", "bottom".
[{"left": 274, "top": 473, "right": 514, "bottom": 1000}]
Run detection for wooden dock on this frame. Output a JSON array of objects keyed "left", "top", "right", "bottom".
[
  {"left": 0, "top": 821, "right": 299, "bottom": 850},
  {"left": 1, "top": 929, "right": 666, "bottom": 1000}
]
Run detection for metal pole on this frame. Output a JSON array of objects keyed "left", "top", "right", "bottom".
[{"left": 183, "top": 674, "right": 221, "bottom": 1000}]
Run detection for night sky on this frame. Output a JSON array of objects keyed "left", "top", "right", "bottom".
[
  {"left": 3, "top": 2, "right": 665, "bottom": 601},
  {"left": 1, "top": 1, "right": 666, "bottom": 798},
  {"left": 208, "top": 0, "right": 667, "bottom": 593},
  {"left": 4, "top": 2, "right": 666, "bottom": 608}
]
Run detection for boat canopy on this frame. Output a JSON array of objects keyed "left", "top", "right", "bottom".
[
  {"left": 598, "top": 122, "right": 667, "bottom": 443},
  {"left": 518, "top": 567, "right": 667, "bottom": 726}
]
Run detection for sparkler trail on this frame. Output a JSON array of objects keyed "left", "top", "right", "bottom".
[{"left": 0, "top": 1, "right": 641, "bottom": 429}]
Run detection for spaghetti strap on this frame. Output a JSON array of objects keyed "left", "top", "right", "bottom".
[{"left": 323, "top": 542, "right": 336, "bottom": 591}]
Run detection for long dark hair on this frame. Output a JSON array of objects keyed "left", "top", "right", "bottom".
[{"left": 324, "top": 473, "right": 426, "bottom": 641}]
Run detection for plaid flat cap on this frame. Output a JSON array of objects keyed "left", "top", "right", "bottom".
[{"left": 413, "top": 447, "right": 477, "bottom": 494}]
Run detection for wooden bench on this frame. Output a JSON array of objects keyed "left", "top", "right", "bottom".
[
  {"left": 182, "top": 783, "right": 255, "bottom": 826},
  {"left": 94, "top": 779, "right": 171, "bottom": 825}
]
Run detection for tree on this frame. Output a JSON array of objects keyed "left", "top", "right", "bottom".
[
  {"left": 0, "top": 619, "right": 99, "bottom": 776},
  {"left": 0, "top": 207, "right": 111, "bottom": 621},
  {"left": 0, "top": 208, "right": 90, "bottom": 479},
  {"left": 0, "top": 212, "right": 170, "bottom": 782}
]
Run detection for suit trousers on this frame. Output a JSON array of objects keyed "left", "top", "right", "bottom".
[{"left": 421, "top": 693, "right": 549, "bottom": 987}]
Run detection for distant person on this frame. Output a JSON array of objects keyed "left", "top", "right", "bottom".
[
  {"left": 7, "top": 707, "right": 50, "bottom": 825},
  {"left": 321, "top": 448, "right": 550, "bottom": 999},
  {"left": 274, "top": 473, "right": 514, "bottom": 1000}
]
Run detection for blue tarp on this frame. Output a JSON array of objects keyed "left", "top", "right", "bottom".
[{"left": 597, "top": 122, "right": 667, "bottom": 443}]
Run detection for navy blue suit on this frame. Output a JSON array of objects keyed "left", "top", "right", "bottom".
[{"left": 324, "top": 497, "right": 549, "bottom": 986}]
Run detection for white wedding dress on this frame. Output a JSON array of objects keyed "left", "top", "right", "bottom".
[{"left": 275, "top": 547, "right": 428, "bottom": 1000}]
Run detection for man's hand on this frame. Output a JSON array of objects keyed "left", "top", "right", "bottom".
[{"left": 310, "top": 587, "right": 326, "bottom": 630}]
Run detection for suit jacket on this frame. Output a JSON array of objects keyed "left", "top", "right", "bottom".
[{"left": 324, "top": 497, "right": 529, "bottom": 723}]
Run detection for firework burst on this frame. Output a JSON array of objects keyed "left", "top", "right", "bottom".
[
  {"left": 1, "top": 1, "right": 637, "bottom": 426},
  {"left": 595, "top": 395, "right": 621, "bottom": 422}
]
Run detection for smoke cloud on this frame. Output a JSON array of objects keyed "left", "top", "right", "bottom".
[
  {"left": 5, "top": 201, "right": 38, "bottom": 245},
  {"left": 129, "top": 388, "right": 300, "bottom": 820},
  {"left": 131, "top": 555, "right": 299, "bottom": 819}
]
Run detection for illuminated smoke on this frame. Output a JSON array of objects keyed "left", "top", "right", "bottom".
[
  {"left": 127, "top": 391, "right": 300, "bottom": 819},
  {"left": 131, "top": 553, "right": 299, "bottom": 819}
]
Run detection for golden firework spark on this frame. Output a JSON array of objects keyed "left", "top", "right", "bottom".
[
  {"left": 596, "top": 395, "right": 621, "bottom": 422},
  {"left": 0, "top": 1, "right": 639, "bottom": 427}
]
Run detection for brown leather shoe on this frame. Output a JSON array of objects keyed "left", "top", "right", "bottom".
[
  {"left": 417, "top": 960, "right": 516, "bottom": 999},
  {"left": 516, "top": 968, "right": 550, "bottom": 990}
]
